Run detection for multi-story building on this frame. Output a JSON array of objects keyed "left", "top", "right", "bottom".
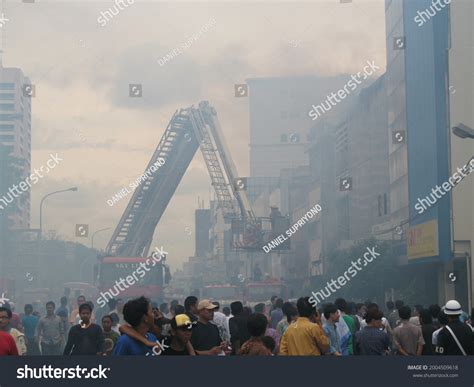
[
  {"left": 280, "top": 166, "right": 312, "bottom": 295},
  {"left": 246, "top": 75, "right": 352, "bottom": 178},
  {"left": 347, "top": 75, "right": 390, "bottom": 241},
  {"left": 195, "top": 209, "right": 211, "bottom": 257},
  {"left": 308, "top": 120, "right": 337, "bottom": 279},
  {"left": 0, "top": 62, "right": 32, "bottom": 229},
  {"left": 306, "top": 75, "right": 390, "bottom": 290},
  {"left": 385, "top": 0, "right": 452, "bottom": 302},
  {"left": 448, "top": 0, "right": 474, "bottom": 309}
]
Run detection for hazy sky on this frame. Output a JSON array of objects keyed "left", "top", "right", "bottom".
[{"left": 2, "top": 0, "right": 386, "bottom": 271}]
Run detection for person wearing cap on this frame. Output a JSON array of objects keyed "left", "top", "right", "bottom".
[
  {"left": 191, "top": 299, "right": 228, "bottom": 355},
  {"left": 162, "top": 314, "right": 195, "bottom": 356},
  {"left": 436, "top": 300, "right": 473, "bottom": 356}
]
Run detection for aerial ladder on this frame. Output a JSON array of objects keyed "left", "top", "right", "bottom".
[{"left": 105, "top": 101, "right": 259, "bottom": 259}]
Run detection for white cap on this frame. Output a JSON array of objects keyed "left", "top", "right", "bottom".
[{"left": 444, "top": 300, "right": 462, "bottom": 315}]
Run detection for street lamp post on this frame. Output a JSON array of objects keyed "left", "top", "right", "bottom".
[
  {"left": 37, "top": 187, "right": 77, "bottom": 288},
  {"left": 91, "top": 227, "right": 111, "bottom": 250},
  {"left": 39, "top": 187, "right": 78, "bottom": 240},
  {"left": 452, "top": 123, "right": 474, "bottom": 139}
]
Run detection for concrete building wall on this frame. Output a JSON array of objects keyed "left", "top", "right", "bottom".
[
  {"left": 347, "top": 75, "right": 391, "bottom": 240},
  {"left": 385, "top": 0, "right": 409, "bottom": 246},
  {"left": 449, "top": 0, "right": 474, "bottom": 309},
  {"left": 247, "top": 75, "right": 353, "bottom": 177},
  {"left": 0, "top": 64, "right": 32, "bottom": 229},
  {"left": 195, "top": 209, "right": 211, "bottom": 257}
]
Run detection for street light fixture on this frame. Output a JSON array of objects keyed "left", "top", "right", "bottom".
[
  {"left": 452, "top": 123, "right": 474, "bottom": 139},
  {"left": 39, "top": 187, "right": 78, "bottom": 240},
  {"left": 91, "top": 227, "right": 111, "bottom": 250}
]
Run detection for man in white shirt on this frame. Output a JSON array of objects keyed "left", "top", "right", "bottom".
[{"left": 212, "top": 302, "right": 230, "bottom": 343}]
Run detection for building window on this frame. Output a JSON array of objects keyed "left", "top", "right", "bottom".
[
  {"left": 0, "top": 83, "right": 14, "bottom": 90},
  {"left": 3, "top": 145, "right": 14, "bottom": 154},
  {"left": 0, "top": 104, "right": 14, "bottom": 111},
  {"left": 0, "top": 124, "right": 14, "bottom": 131},
  {"left": 0, "top": 93, "right": 14, "bottom": 100},
  {"left": 383, "top": 193, "right": 388, "bottom": 215},
  {"left": 0, "top": 114, "right": 19, "bottom": 121},
  {"left": 0, "top": 134, "right": 15, "bottom": 141}
]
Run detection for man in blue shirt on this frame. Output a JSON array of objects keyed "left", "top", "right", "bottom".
[
  {"left": 323, "top": 304, "right": 342, "bottom": 356},
  {"left": 22, "top": 304, "right": 40, "bottom": 355},
  {"left": 113, "top": 297, "right": 158, "bottom": 356}
]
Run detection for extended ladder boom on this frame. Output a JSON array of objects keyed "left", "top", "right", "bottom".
[
  {"left": 105, "top": 108, "right": 199, "bottom": 257},
  {"left": 105, "top": 101, "right": 256, "bottom": 258},
  {"left": 194, "top": 101, "right": 255, "bottom": 221}
]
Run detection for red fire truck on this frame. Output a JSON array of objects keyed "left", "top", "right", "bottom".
[{"left": 97, "top": 256, "right": 170, "bottom": 301}]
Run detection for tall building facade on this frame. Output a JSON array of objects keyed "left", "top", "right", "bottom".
[
  {"left": 347, "top": 75, "right": 390, "bottom": 241},
  {"left": 306, "top": 75, "right": 390, "bottom": 290},
  {"left": 308, "top": 120, "right": 337, "bottom": 279},
  {"left": 247, "top": 75, "right": 353, "bottom": 177},
  {"left": 0, "top": 63, "right": 32, "bottom": 229},
  {"left": 385, "top": 0, "right": 451, "bottom": 300},
  {"left": 195, "top": 209, "right": 211, "bottom": 257},
  {"left": 448, "top": 0, "right": 474, "bottom": 309}
]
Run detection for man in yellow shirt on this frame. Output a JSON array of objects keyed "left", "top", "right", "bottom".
[{"left": 279, "top": 297, "right": 329, "bottom": 356}]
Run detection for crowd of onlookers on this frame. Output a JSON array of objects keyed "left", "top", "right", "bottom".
[{"left": 0, "top": 294, "right": 472, "bottom": 356}]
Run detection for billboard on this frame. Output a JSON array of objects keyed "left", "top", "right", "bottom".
[{"left": 407, "top": 220, "right": 439, "bottom": 261}]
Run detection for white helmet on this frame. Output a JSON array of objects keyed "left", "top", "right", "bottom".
[{"left": 444, "top": 300, "right": 462, "bottom": 315}]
